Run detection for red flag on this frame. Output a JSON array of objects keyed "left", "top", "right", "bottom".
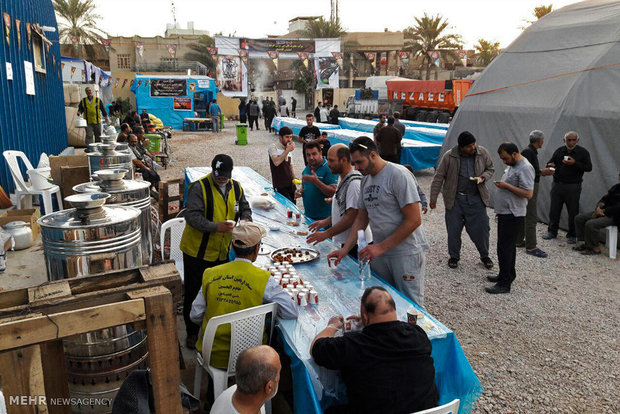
[
  {"left": 122, "top": 79, "right": 128, "bottom": 88},
  {"left": 15, "top": 19, "right": 21, "bottom": 48},
  {"left": 25, "top": 23, "right": 31, "bottom": 49},
  {"left": 3, "top": 13, "right": 10, "bottom": 45}
]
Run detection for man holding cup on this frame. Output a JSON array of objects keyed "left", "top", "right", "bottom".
[
  {"left": 180, "top": 154, "right": 252, "bottom": 349},
  {"left": 310, "top": 286, "right": 438, "bottom": 413},
  {"left": 268, "top": 126, "right": 297, "bottom": 202},
  {"left": 542, "top": 131, "right": 592, "bottom": 243}
]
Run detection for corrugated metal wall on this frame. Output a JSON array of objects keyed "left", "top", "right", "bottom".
[{"left": 0, "top": 0, "right": 67, "bottom": 194}]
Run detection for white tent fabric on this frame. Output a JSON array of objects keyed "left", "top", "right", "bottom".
[{"left": 443, "top": 0, "right": 620, "bottom": 228}]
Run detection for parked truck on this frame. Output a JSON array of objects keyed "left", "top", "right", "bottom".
[
  {"left": 345, "top": 85, "right": 403, "bottom": 119},
  {"left": 386, "top": 78, "right": 473, "bottom": 123},
  {"left": 345, "top": 77, "right": 473, "bottom": 122}
]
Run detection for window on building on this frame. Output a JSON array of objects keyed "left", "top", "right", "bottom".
[
  {"left": 32, "top": 32, "right": 46, "bottom": 73},
  {"left": 117, "top": 54, "right": 131, "bottom": 69}
]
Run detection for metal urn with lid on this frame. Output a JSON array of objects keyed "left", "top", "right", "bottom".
[
  {"left": 74, "top": 169, "right": 152, "bottom": 264},
  {"left": 38, "top": 193, "right": 142, "bottom": 280},
  {"left": 87, "top": 143, "right": 134, "bottom": 176}
]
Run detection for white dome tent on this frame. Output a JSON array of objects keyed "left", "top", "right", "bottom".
[{"left": 443, "top": 0, "right": 620, "bottom": 228}]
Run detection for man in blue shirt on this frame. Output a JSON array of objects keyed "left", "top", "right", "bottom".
[
  {"left": 209, "top": 99, "right": 222, "bottom": 133},
  {"left": 296, "top": 141, "right": 338, "bottom": 220}
]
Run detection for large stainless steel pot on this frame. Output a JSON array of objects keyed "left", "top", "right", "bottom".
[
  {"left": 38, "top": 193, "right": 142, "bottom": 280},
  {"left": 74, "top": 169, "right": 152, "bottom": 264},
  {"left": 87, "top": 144, "right": 133, "bottom": 176}
]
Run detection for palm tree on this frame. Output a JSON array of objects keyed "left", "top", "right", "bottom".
[
  {"left": 184, "top": 35, "right": 217, "bottom": 74},
  {"left": 474, "top": 39, "right": 500, "bottom": 66},
  {"left": 521, "top": 4, "right": 553, "bottom": 28},
  {"left": 533, "top": 4, "right": 553, "bottom": 19},
  {"left": 53, "top": 0, "right": 106, "bottom": 46},
  {"left": 300, "top": 17, "right": 346, "bottom": 38},
  {"left": 403, "top": 13, "right": 462, "bottom": 80}
]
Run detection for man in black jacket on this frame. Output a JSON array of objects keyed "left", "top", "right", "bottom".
[
  {"left": 314, "top": 102, "right": 322, "bottom": 121},
  {"left": 573, "top": 172, "right": 620, "bottom": 255},
  {"left": 311, "top": 286, "right": 438, "bottom": 414},
  {"left": 542, "top": 131, "right": 592, "bottom": 243}
]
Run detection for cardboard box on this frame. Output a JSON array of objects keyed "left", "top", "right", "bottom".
[
  {"left": 49, "top": 155, "right": 89, "bottom": 206},
  {"left": 0, "top": 208, "right": 41, "bottom": 240},
  {"left": 60, "top": 165, "right": 91, "bottom": 207}
]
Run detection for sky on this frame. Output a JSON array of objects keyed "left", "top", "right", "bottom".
[{"left": 91, "top": 0, "right": 578, "bottom": 49}]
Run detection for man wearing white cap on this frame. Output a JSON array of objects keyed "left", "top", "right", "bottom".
[{"left": 190, "top": 222, "right": 298, "bottom": 366}]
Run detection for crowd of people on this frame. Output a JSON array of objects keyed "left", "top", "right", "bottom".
[{"left": 176, "top": 104, "right": 618, "bottom": 413}]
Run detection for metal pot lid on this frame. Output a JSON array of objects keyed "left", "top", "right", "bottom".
[
  {"left": 73, "top": 178, "right": 150, "bottom": 194},
  {"left": 66, "top": 193, "right": 110, "bottom": 209},
  {"left": 95, "top": 169, "right": 128, "bottom": 181},
  {"left": 3, "top": 220, "right": 29, "bottom": 229},
  {"left": 38, "top": 205, "right": 141, "bottom": 229}
]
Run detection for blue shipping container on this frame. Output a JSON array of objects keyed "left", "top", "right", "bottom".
[{"left": 0, "top": 0, "right": 67, "bottom": 194}]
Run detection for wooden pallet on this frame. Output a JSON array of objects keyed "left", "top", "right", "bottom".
[
  {"left": 0, "top": 263, "right": 183, "bottom": 414},
  {"left": 159, "top": 178, "right": 184, "bottom": 223}
]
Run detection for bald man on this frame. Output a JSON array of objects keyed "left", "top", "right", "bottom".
[
  {"left": 310, "top": 286, "right": 438, "bottom": 413},
  {"left": 211, "top": 345, "right": 281, "bottom": 414},
  {"left": 307, "top": 144, "right": 371, "bottom": 259}
]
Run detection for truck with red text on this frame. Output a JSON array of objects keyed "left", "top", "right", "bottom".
[{"left": 386, "top": 78, "right": 473, "bottom": 123}]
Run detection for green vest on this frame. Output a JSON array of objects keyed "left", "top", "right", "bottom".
[
  {"left": 81, "top": 97, "right": 101, "bottom": 124},
  {"left": 196, "top": 260, "right": 270, "bottom": 368},
  {"left": 180, "top": 174, "right": 242, "bottom": 262}
]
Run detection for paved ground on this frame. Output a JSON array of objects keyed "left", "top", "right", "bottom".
[{"left": 2, "top": 122, "right": 617, "bottom": 413}]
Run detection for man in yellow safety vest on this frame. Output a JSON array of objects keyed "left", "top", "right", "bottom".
[
  {"left": 77, "top": 87, "right": 109, "bottom": 146},
  {"left": 180, "top": 154, "right": 252, "bottom": 349}
]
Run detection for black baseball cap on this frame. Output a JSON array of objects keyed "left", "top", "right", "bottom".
[{"left": 212, "top": 154, "right": 233, "bottom": 179}]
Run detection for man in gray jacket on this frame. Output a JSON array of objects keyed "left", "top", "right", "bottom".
[{"left": 430, "top": 131, "right": 495, "bottom": 269}]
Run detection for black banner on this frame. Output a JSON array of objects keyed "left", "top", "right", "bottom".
[
  {"left": 150, "top": 79, "right": 187, "bottom": 97},
  {"left": 239, "top": 38, "right": 315, "bottom": 53}
]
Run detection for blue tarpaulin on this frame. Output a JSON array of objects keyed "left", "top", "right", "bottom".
[
  {"left": 185, "top": 166, "right": 482, "bottom": 413},
  {"left": 340, "top": 117, "right": 447, "bottom": 145},
  {"left": 326, "top": 129, "right": 441, "bottom": 170},
  {"left": 131, "top": 75, "right": 218, "bottom": 129},
  {"left": 271, "top": 117, "right": 342, "bottom": 135}
]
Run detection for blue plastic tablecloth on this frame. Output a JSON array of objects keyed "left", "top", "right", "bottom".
[
  {"left": 271, "top": 117, "right": 342, "bottom": 135},
  {"left": 372, "top": 118, "right": 449, "bottom": 131},
  {"left": 184, "top": 167, "right": 482, "bottom": 414},
  {"left": 340, "top": 117, "right": 447, "bottom": 145},
  {"left": 325, "top": 129, "right": 441, "bottom": 170}
]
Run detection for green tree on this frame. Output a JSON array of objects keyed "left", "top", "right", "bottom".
[
  {"left": 300, "top": 17, "right": 346, "bottom": 38},
  {"left": 184, "top": 34, "right": 217, "bottom": 73},
  {"left": 403, "top": 13, "right": 462, "bottom": 80},
  {"left": 53, "top": 0, "right": 106, "bottom": 45},
  {"left": 474, "top": 39, "right": 500, "bottom": 66}
]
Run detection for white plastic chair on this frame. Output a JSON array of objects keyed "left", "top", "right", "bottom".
[
  {"left": 606, "top": 225, "right": 618, "bottom": 259},
  {"left": 160, "top": 217, "right": 186, "bottom": 282},
  {"left": 193, "top": 303, "right": 278, "bottom": 401},
  {"left": 412, "top": 399, "right": 460, "bottom": 414},
  {"left": 3, "top": 150, "right": 63, "bottom": 214}
]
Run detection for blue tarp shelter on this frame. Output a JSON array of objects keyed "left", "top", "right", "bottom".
[{"left": 131, "top": 74, "right": 218, "bottom": 129}]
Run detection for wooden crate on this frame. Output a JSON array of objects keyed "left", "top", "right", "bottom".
[
  {"left": 0, "top": 263, "right": 183, "bottom": 414},
  {"left": 158, "top": 178, "right": 184, "bottom": 223}
]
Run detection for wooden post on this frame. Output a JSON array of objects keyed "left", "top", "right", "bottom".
[
  {"left": 40, "top": 341, "right": 71, "bottom": 414},
  {"left": 127, "top": 287, "right": 182, "bottom": 414},
  {"left": 0, "top": 345, "right": 48, "bottom": 414}
]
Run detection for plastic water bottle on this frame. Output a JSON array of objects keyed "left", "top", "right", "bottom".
[{"left": 357, "top": 230, "right": 370, "bottom": 281}]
